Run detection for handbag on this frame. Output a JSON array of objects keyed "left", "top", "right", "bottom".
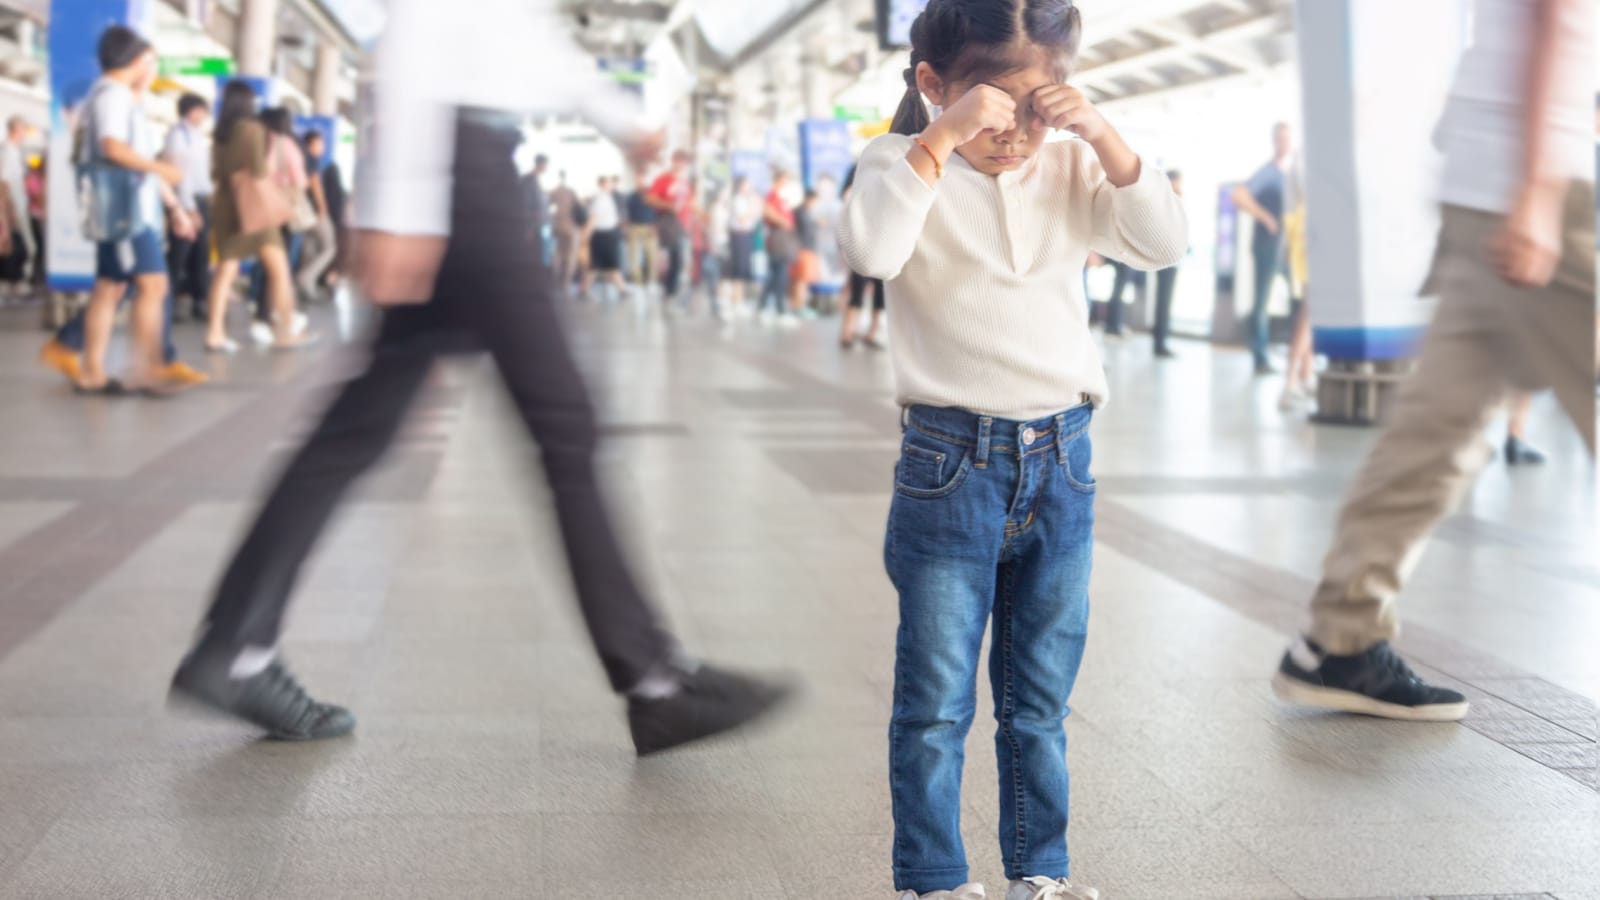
[
  {"left": 231, "top": 129, "right": 292, "bottom": 236},
  {"left": 74, "top": 83, "right": 148, "bottom": 243},
  {"left": 289, "top": 187, "right": 318, "bottom": 233}
]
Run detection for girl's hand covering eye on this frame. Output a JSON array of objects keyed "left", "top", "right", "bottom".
[{"left": 1032, "top": 84, "right": 1109, "bottom": 142}]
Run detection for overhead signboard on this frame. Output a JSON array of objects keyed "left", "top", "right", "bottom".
[{"left": 160, "top": 55, "right": 234, "bottom": 77}]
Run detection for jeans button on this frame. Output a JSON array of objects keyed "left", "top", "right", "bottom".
[{"left": 1022, "top": 427, "right": 1038, "bottom": 445}]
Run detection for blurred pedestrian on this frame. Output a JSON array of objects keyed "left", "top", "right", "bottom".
[
  {"left": 759, "top": 169, "right": 797, "bottom": 323},
  {"left": 246, "top": 106, "right": 315, "bottom": 346},
  {"left": 550, "top": 169, "right": 581, "bottom": 296},
  {"left": 647, "top": 149, "right": 693, "bottom": 308},
  {"left": 43, "top": 26, "right": 196, "bottom": 396},
  {"left": 0, "top": 116, "right": 34, "bottom": 302},
  {"left": 1275, "top": 0, "right": 1595, "bottom": 722},
  {"left": 170, "top": 0, "right": 792, "bottom": 752},
  {"left": 522, "top": 151, "right": 551, "bottom": 264},
  {"left": 788, "top": 187, "right": 821, "bottom": 318},
  {"left": 582, "top": 174, "right": 626, "bottom": 301},
  {"left": 839, "top": 160, "right": 886, "bottom": 349},
  {"left": 727, "top": 174, "right": 761, "bottom": 317},
  {"left": 700, "top": 181, "right": 730, "bottom": 319},
  {"left": 624, "top": 167, "right": 659, "bottom": 291},
  {"left": 295, "top": 129, "right": 339, "bottom": 301},
  {"left": 1278, "top": 195, "right": 1313, "bottom": 406},
  {"left": 1232, "top": 122, "right": 1296, "bottom": 374},
  {"left": 25, "top": 155, "right": 44, "bottom": 291},
  {"left": 1151, "top": 170, "right": 1183, "bottom": 358},
  {"left": 201, "top": 84, "right": 314, "bottom": 353},
  {"left": 162, "top": 93, "right": 213, "bottom": 321}
]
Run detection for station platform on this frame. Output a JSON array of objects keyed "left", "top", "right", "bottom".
[{"left": 0, "top": 298, "right": 1595, "bottom": 899}]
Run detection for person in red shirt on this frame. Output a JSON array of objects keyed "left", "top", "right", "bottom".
[{"left": 647, "top": 150, "right": 693, "bottom": 307}]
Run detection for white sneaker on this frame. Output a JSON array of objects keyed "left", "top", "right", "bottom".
[
  {"left": 1278, "top": 381, "right": 1309, "bottom": 411},
  {"left": 900, "top": 884, "right": 986, "bottom": 900},
  {"left": 250, "top": 321, "right": 274, "bottom": 346},
  {"left": 1008, "top": 877, "right": 1100, "bottom": 900}
]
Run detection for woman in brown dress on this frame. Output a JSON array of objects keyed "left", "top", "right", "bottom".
[{"left": 202, "top": 81, "right": 311, "bottom": 352}]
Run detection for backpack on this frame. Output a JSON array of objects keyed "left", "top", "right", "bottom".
[{"left": 74, "top": 82, "right": 150, "bottom": 243}]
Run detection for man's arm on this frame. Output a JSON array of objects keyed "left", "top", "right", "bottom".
[
  {"left": 99, "top": 137, "right": 182, "bottom": 186},
  {"left": 1490, "top": 0, "right": 1580, "bottom": 286},
  {"left": 1230, "top": 180, "right": 1277, "bottom": 235}
]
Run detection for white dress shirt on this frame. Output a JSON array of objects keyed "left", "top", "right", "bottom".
[
  {"left": 0, "top": 141, "right": 26, "bottom": 224},
  {"left": 839, "top": 134, "right": 1187, "bottom": 418},
  {"left": 163, "top": 120, "right": 213, "bottom": 210},
  {"left": 357, "top": 0, "right": 652, "bottom": 237},
  {"left": 588, "top": 191, "right": 620, "bottom": 231}
]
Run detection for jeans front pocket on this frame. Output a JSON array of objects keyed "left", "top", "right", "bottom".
[
  {"left": 895, "top": 431, "right": 973, "bottom": 499},
  {"left": 1060, "top": 424, "right": 1097, "bottom": 495}
]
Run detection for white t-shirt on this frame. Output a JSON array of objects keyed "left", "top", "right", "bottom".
[
  {"left": 588, "top": 191, "right": 620, "bottom": 230},
  {"left": 1435, "top": 0, "right": 1596, "bottom": 214},
  {"left": 86, "top": 78, "right": 163, "bottom": 228},
  {"left": 162, "top": 120, "right": 213, "bottom": 210}
]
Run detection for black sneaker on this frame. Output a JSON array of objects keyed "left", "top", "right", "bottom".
[
  {"left": 1273, "top": 638, "right": 1469, "bottom": 721},
  {"left": 170, "top": 645, "right": 356, "bottom": 741},
  {"left": 1504, "top": 436, "right": 1547, "bottom": 466},
  {"left": 629, "top": 664, "right": 795, "bottom": 756}
]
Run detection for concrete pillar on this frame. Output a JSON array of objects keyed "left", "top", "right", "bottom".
[
  {"left": 1294, "top": 0, "right": 1470, "bottom": 423},
  {"left": 312, "top": 42, "right": 341, "bottom": 115},
  {"left": 801, "top": 52, "right": 831, "bottom": 121},
  {"left": 234, "top": 0, "right": 279, "bottom": 78}
]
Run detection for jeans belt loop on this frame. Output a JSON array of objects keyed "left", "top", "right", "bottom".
[
  {"left": 976, "top": 416, "right": 993, "bottom": 468},
  {"left": 1055, "top": 413, "right": 1069, "bottom": 464},
  {"left": 900, "top": 406, "right": 910, "bottom": 432}
]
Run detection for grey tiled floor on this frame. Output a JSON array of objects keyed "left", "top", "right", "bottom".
[{"left": 0, "top": 298, "right": 1596, "bottom": 899}]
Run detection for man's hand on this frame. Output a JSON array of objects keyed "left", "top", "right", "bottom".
[
  {"left": 171, "top": 208, "right": 198, "bottom": 242},
  {"left": 1490, "top": 180, "right": 1564, "bottom": 287},
  {"left": 352, "top": 230, "right": 448, "bottom": 306},
  {"left": 152, "top": 161, "right": 184, "bottom": 187},
  {"left": 1262, "top": 215, "right": 1281, "bottom": 237}
]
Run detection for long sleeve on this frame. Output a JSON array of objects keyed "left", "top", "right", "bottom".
[
  {"left": 838, "top": 134, "right": 937, "bottom": 280},
  {"left": 1085, "top": 154, "right": 1188, "bottom": 270},
  {"left": 358, "top": 0, "right": 655, "bottom": 237}
]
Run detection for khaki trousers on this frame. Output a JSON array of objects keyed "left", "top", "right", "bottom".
[
  {"left": 1310, "top": 184, "right": 1597, "bottom": 654},
  {"left": 625, "top": 224, "right": 659, "bottom": 287}
]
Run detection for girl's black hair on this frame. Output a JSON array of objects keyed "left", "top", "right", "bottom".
[
  {"left": 890, "top": 0, "right": 1083, "bottom": 136},
  {"left": 215, "top": 80, "right": 259, "bottom": 145}
]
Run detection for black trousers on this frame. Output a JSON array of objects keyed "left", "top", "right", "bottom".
[
  {"left": 848, "top": 271, "right": 884, "bottom": 311},
  {"left": 201, "top": 113, "right": 674, "bottom": 692},
  {"left": 168, "top": 196, "right": 212, "bottom": 313},
  {"left": 1152, "top": 266, "right": 1177, "bottom": 352},
  {"left": 1105, "top": 260, "right": 1143, "bottom": 335}
]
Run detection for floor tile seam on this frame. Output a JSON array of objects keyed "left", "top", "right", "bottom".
[{"left": 1092, "top": 498, "right": 1597, "bottom": 788}]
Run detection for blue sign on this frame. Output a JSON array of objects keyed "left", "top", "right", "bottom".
[
  {"left": 730, "top": 150, "right": 770, "bottom": 196},
  {"left": 798, "top": 119, "right": 853, "bottom": 192}
]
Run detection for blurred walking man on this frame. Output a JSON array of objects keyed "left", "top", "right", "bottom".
[
  {"left": 1275, "top": 0, "right": 1596, "bottom": 721},
  {"left": 171, "top": 0, "right": 792, "bottom": 754}
]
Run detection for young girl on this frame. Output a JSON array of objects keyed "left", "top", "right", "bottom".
[{"left": 838, "top": 2, "right": 1186, "bottom": 899}]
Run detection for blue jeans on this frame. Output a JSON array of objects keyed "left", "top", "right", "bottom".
[
  {"left": 761, "top": 254, "right": 791, "bottom": 313},
  {"left": 1250, "top": 238, "right": 1286, "bottom": 367},
  {"left": 701, "top": 250, "right": 722, "bottom": 316},
  {"left": 886, "top": 402, "right": 1096, "bottom": 893}
]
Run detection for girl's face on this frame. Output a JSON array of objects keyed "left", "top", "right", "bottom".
[{"left": 934, "top": 55, "right": 1059, "bottom": 177}]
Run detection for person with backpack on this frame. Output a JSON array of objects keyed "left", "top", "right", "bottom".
[{"left": 55, "top": 26, "right": 194, "bottom": 396}]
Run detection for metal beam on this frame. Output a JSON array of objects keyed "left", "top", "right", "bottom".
[
  {"left": 1074, "top": 11, "right": 1285, "bottom": 88},
  {"left": 1138, "top": 20, "right": 1267, "bottom": 75},
  {"left": 578, "top": 0, "right": 674, "bottom": 24}
]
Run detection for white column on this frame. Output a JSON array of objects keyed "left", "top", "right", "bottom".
[
  {"left": 312, "top": 42, "right": 341, "bottom": 115},
  {"left": 1294, "top": 0, "right": 1470, "bottom": 357},
  {"left": 801, "top": 52, "right": 831, "bottom": 121},
  {"left": 234, "top": 0, "right": 279, "bottom": 78}
]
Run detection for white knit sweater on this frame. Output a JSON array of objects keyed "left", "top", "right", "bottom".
[{"left": 839, "top": 133, "right": 1188, "bottom": 419}]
